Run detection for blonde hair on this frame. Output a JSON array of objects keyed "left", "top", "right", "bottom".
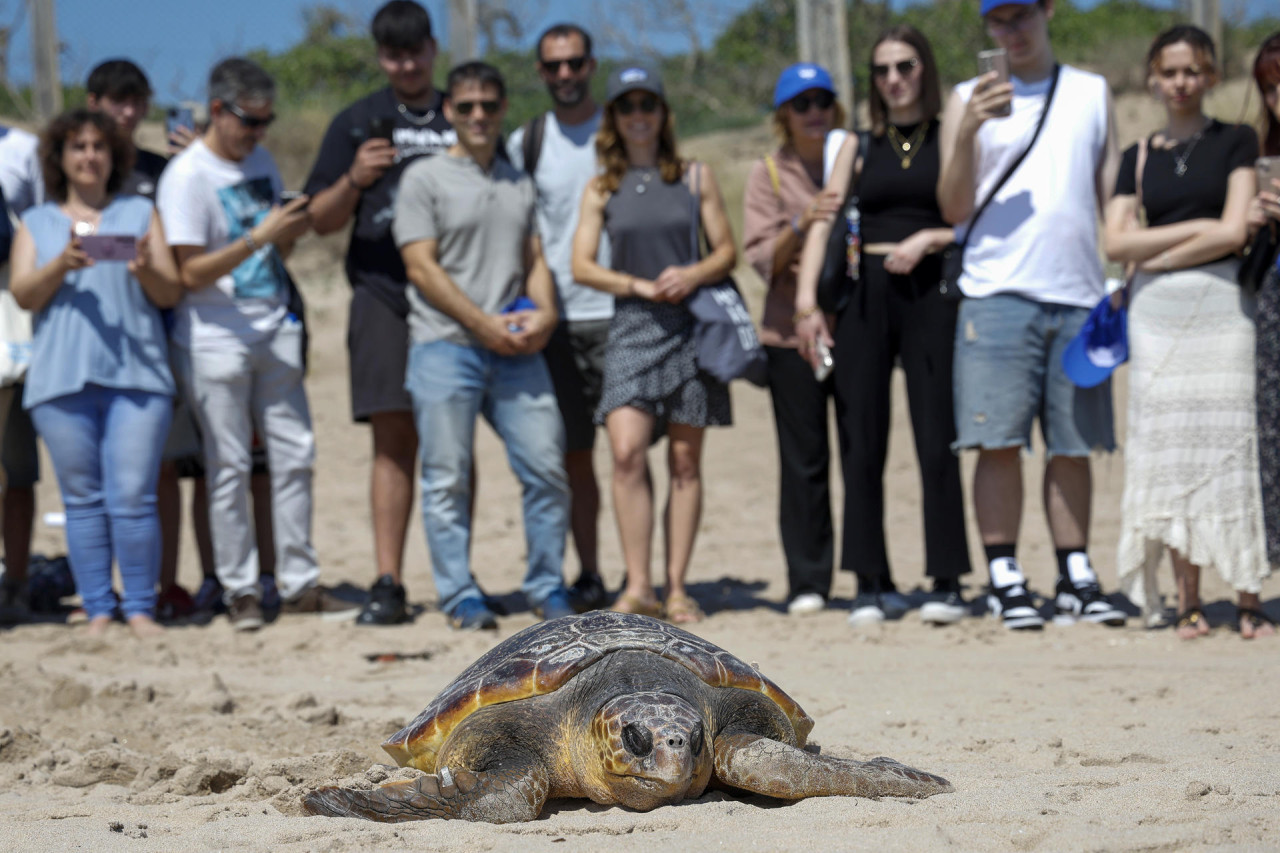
[{"left": 594, "top": 98, "right": 683, "bottom": 193}]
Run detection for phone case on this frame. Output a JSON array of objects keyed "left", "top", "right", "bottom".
[{"left": 79, "top": 235, "right": 137, "bottom": 262}]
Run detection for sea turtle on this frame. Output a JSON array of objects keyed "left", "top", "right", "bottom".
[{"left": 303, "top": 611, "right": 952, "bottom": 823}]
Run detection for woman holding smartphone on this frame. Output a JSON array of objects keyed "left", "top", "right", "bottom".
[
  {"left": 9, "top": 109, "right": 182, "bottom": 637},
  {"left": 1249, "top": 31, "right": 1280, "bottom": 604},
  {"left": 741, "top": 63, "right": 846, "bottom": 617},
  {"left": 1103, "top": 26, "right": 1268, "bottom": 640},
  {"left": 571, "top": 64, "right": 737, "bottom": 624},
  {"left": 794, "top": 26, "right": 970, "bottom": 627}
]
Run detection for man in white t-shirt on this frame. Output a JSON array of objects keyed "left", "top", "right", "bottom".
[
  {"left": 505, "top": 23, "right": 611, "bottom": 613},
  {"left": 937, "top": 0, "right": 1126, "bottom": 631},
  {"left": 158, "top": 57, "right": 355, "bottom": 630}
]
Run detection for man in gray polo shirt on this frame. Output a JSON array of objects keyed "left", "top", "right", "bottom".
[{"left": 394, "top": 61, "right": 572, "bottom": 631}]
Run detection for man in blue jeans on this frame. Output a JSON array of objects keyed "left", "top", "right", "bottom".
[{"left": 394, "top": 61, "right": 573, "bottom": 630}]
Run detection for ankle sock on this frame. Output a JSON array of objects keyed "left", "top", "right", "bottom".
[
  {"left": 984, "top": 543, "right": 1017, "bottom": 564},
  {"left": 1056, "top": 550, "right": 1098, "bottom": 586}
]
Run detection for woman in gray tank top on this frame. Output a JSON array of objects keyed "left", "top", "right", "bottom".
[{"left": 571, "top": 63, "right": 737, "bottom": 624}]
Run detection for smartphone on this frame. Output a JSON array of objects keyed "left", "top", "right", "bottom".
[
  {"left": 165, "top": 106, "right": 195, "bottom": 138},
  {"left": 1258, "top": 157, "right": 1280, "bottom": 193},
  {"left": 502, "top": 295, "right": 536, "bottom": 332},
  {"left": 79, "top": 234, "right": 137, "bottom": 262},
  {"left": 814, "top": 339, "right": 834, "bottom": 382},
  {"left": 977, "top": 48, "right": 1012, "bottom": 117},
  {"left": 280, "top": 190, "right": 310, "bottom": 210},
  {"left": 368, "top": 116, "right": 395, "bottom": 141}
]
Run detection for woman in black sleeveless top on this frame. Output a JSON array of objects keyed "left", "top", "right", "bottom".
[
  {"left": 795, "top": 26, "right": 971, "bottom": 627},
  {"left": 571, "top": 64, "right": 737, "bottom": 624}
]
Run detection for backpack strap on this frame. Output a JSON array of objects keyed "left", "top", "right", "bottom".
[
  {"left": 522, "top": 113, "right": 547, "bottom": 175},
  {"left": 764, "top": 155, "right": 781, "bottom": 198}
]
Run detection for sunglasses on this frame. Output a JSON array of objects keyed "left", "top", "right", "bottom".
[
  {"left": 614, "top": 94, "right": 660, "bottom": 116},
  {"left": 452, "top": 99, "right": 501, "bottom": 117},
  {"left": 788, "top": 90, "right": 836, "bottom": 113},
  {"left": 872, "top": 58, "right": 920, "bottom": 79},
  {"left": 541, "top": 56, "right": 588, "bottom": 74},
  {"left": 224, "top": 102, "right": 275, "bottom": 129}
]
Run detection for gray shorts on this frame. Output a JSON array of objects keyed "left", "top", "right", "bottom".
[
  {"left": 348, "top": 287, "right": 413, "bottom": 422},
  {"left": 2, "top": 386, "right": 39, "bottom": 487},
  {"left": 952, "top": 294, "right": 1115, "bottom": 457},
  {"left": 543, "top": 319, "right": 610, "bottom": 452}
]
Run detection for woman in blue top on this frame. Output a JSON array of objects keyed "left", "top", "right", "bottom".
[{"left": 9, "top": 109, "right": 182, "bottom": 637}]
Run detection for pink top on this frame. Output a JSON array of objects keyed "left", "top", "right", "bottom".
[{"left": 742, "top": 145, "right": 824, "bottom": 348}]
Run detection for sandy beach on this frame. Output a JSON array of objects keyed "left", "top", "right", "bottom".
[{"left": 2, "top": 102, "right": 1279, "bottom": 850}]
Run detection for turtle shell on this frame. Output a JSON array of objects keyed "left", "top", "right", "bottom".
[{"left": 383, "top": 611, "right": 814, "bottom": 771}]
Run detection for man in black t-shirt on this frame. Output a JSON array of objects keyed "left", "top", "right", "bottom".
[{"left": 304, "top": 0, "right": 456, "bottom": 626}]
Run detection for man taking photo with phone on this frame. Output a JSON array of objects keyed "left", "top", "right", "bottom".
[
  {"left": 936, "top": 0, "right": 1125, "bottom": 630},
  {"left": 303, "top": 0, "right": 456, "bottom": 626}
]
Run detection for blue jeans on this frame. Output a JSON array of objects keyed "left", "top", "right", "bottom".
[
  {"left": 952, "top": 294, "right": 1115, "bottom": 457},
  {"left": 406, "top": 341, "right": 569, "bottom": 615},
  {"left": 30, "top": 386, "right": 172, "bottom": 619}
]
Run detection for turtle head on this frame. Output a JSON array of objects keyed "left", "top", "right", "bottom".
[{"left": 590, "top": 691, "right": 713, "bottom": 810}]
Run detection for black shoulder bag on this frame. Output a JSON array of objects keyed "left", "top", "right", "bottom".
[
  {"left": 937, "top": 64, "right": 1061, "bottom": 301},
  {"left": 816, "top": 130, "right": 869, "bottom": 314}
]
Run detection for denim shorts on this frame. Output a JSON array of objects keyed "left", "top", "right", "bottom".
[{"left": 952, "top": 294, "right": 1115, "bottom": 457}]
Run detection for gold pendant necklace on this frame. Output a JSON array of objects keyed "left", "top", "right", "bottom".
[{"left": 886, "top": 123, "right": 927, "bottom": 170}]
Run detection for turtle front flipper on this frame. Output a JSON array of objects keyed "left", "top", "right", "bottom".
[
  {"left": 303, "top": 759, "right": 550, "bottom": 824},
  {"left": 712, "top": 732, "right": 953, "bottom": 800}
]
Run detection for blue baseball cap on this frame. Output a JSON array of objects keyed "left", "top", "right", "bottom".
[
  {"left": 773, "top": 63, "right": 835, "bottom": 109},
  {"left": 980, "top": 0, "right": 1038, "bottom": 16},
  {"left": 1061, "top": 296, "right": 1127, "bottom": 388}
]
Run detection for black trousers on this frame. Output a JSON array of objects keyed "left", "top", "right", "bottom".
[
  {"left": 832, "top": 254, "right": 970, "bottom": 590},
  {"left": 765, "top": 345, "right": 837, "bottom": 600}
]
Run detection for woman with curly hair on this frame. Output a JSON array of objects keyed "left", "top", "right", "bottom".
[{"left": 571, "top": 63, "right": 737, "bottom": 623}]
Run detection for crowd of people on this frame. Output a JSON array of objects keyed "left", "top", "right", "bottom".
[{"left": 0, "top": 0, "right": 1276, "bottom": 641}]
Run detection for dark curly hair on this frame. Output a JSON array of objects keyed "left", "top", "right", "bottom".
[{"left": 39, "top": 109, "right": 134, "bottom": 202}]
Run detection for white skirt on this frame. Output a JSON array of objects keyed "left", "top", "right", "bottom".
[{"left": 1117, "top": 260, "right": 1271, "bottom": 619}]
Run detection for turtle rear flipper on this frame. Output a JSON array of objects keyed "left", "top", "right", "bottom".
[
  {"left": 304, "top": 759, "right": 550, "bottom": 823},
  {"left": 712, "top": 733, "right": 953, "bottom": 800}
]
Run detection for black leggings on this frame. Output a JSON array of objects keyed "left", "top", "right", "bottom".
[{"left": 832, "top": 253, "right": 970, "bottom": 591}]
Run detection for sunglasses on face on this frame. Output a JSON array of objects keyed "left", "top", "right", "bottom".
[
  {"left": 452, "top": 99, "right": 501, "bottom": 117},
  {"left": 224, "top": 102, "right": 275, "bottom": 129},
  {"left": 788, "top": 90, "right": 836, "bottom": 113},
  {"left": 872, "top": 58, "right": 920, "bottom": 79},
  {"left": 614, "top": 94, "right": 660, "bottom": 116},
  {"left": 541, "top": 56, "right": 588, "bottom": 74}
]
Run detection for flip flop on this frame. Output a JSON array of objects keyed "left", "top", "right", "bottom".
[
  {"left": 610, "top": 591, "right": 663, "bottom": 619},
  {"left": 664, "top": 593, "right": 705, "bottom": 625},
  {"left": 1239, "top": 607, "right": 1276, "bottom": 640}
]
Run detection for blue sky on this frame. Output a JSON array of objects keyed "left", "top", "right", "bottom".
[{"left": 5, "top": 0, "right": 1276, "bottom": 104}]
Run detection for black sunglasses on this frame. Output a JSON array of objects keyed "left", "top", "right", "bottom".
[
  {"left": 224, "top": 102, "right": 275, "bottom": 129},
  {"left": 541, "top": 56, "right": 588, "bottom": 74},
  {"left": 452, "top": 99, "right": 502, "bottom": 117},
  {"left": 788, "top": 90, "right": 836, "bottom": 113},
  {"left": 614, "top": 94, "right": 660, "bottom": 116},
  {"left": 872, "top": 58, "right": 920, "bottom": 79}
]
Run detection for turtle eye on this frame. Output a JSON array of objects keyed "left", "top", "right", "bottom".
[
  {"left": 621, "top": 722, "right": 653, "bottom": 758},
  {"left": 690, "top": 723, "right": 705, "bottom": 757}
]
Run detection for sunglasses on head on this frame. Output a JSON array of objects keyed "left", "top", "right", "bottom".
[
  {"left": 452, "top": 99, "right": 501, "bottom": 117},
  {"left": 224, "top": 102, "right": 275, "bottom": 129},
  {"left": 614, "top": 94, "right": 660, "bottom": 116},
  {"left": 541, "top": 56, "right": 588, "bottom": 74},
  {"left": 872, "top": 58, "right": 920, "bottom": 79},
  {"left": 788, "top": 90, "right": 836, "bottom": 113}
]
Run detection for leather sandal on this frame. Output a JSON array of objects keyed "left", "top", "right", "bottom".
[
  {"left": 664, "top": 593, "right": 705, "bottom": 625},
  {"left": 610, "top": 591, "right": 663, "bottom": 618}
]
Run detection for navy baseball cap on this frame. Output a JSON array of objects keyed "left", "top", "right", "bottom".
[
  {"left": 980, "top": 0, "right": 1038, "bottom": 16},
  {"left": 606, "top": 63, "right": 664, "bottom": 103},
  {"left": 1061, "top": 296, "right": 1127, "bottom": 388},
  {"left": 773, "top": 63, "right": 835, "bottom": 109}
]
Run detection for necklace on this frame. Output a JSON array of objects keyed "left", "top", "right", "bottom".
[
  {"left": 634, "top": 168, "right": 655, "bottom": 194},
  {"left": 1167, "top": 118, "right": 1211, "bottom": 177},
  {"left": 63, "top": 202, "right": 102, "bottom": 236},
  {"left": 397, "top": 101, "right": 436, "bottom": 126},
  {"left": 886, "top": 123, "right": 928, "bottom": 170}
]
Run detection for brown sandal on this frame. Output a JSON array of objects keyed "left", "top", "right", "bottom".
[
  {"left": 664, "top": 593, "right": 705, "bottom": 625},
  {"left": 610, "top": 591, "right": 663, "bottom": 618}
]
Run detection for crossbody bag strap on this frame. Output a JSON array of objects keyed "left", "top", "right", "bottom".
[
  {"left": 959, "top": 63, "right": 1061, "bottom": 253},
  {"left": 688, "top": 160, "right": 702, "bottom": 259}
]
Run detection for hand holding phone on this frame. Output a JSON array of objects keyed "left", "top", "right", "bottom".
[
  {"left": 79, "top": 234, "right": 138, "bottom": 262},
  {"left": 977, "top": 49, "right": 1013, "bottom": 118},
  {"left": 813, "top": 339, "right": 834, "bottom": 382},
  {"left": 367, "top": 117, "right": 395, "bottom": 141},
  {"left": 1258, "top": 157, "right": 1280, "bottom": 195},
  {"left": 280, "top": 190, "right": 311, "bottom": 211}
]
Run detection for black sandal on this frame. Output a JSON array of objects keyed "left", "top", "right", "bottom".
[
  {"left": 1238, "top": 607, "right": 1276, "bottom": 637},
  {"left": 1175, "top": 607, "right": 1207, "bottom": 635}
]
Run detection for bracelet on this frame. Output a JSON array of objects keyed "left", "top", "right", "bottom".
[
  {"left": 243, "top": 230, "right": 258, "bottom": 252},
  {"left": 625, "top": 276, "right": 636, "bottom": 296},
  {"left": 345, "top": 170, "right": 369, "bottom": 192},
  {"left": 793, "top": 305, "right": 820, "bottom": 323}
]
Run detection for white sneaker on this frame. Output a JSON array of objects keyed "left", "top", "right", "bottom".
[
  {"left": 847, "top": 593, "right": 886, "bottom": 627},
  {"left": 787, "top": 593, "right": 825, "bottom": 616}
]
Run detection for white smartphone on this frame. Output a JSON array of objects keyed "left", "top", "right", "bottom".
[
  {"left": 1258, "top": 157, "right": 1280, "bottom": 193},
  {"left": 814, "top": 339, "right": 834, "bottom": 382},
  {"left": 977, "top": 48, "right": 1012, "bottom": 117}
]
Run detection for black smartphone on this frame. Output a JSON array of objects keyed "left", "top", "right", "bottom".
[
  {"left": 165, "top": 106, "right": 195, "bottom": 137},
  {"left": 367, "top": 116, "right": 395, "bottom": 141},
  {"left": 280, "top": 190, "right": 310, "bottom": 210}
]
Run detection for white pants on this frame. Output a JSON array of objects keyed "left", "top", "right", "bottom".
[{"left": 176, "top": 320, "right": 318, "bottom": 602}]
